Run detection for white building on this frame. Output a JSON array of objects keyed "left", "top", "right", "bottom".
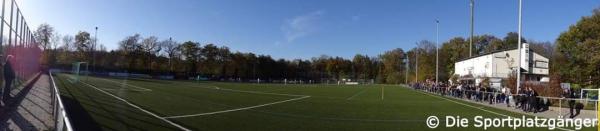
[{"left": 454, "top": 43, "right": 549, "bottom": 88}]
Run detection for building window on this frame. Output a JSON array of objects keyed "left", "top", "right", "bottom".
[{"left": 535, "top": 61, "right": 548, "bottom": 69}]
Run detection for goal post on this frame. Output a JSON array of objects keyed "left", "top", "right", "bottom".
[
  {"left": 71, "top": 62, "right": 89, "bottom": 82},
  {"left": 581, "top": 89, "right": 600, "bottom": 101},
  {"left": 581, "top": 89, "right": 600, "bottom": 121},
  {"left": 538, "top": 88, "right": 600, "bottom": 120}
]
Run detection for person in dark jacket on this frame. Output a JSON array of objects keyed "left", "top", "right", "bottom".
[
  {"left": 528, "top": 88, "right": 538, "bottom": 113},
  {"left": 520, "top": 89, "right": 529, "bottom": 111},
  {"left": 488, "top": 87, "right": 494, "bottom": 104},
  {"left": 1, "top": 55, "right": 14, "bottom": 105},
  {"left": 565, "top": 88, "right": 577, "bottom": 118}
]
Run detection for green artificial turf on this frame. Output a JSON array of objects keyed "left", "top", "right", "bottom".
[{"left": 52, "top": 73, "right": 593, "bottom": 131}]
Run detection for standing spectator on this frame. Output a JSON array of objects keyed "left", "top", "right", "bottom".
[
  {"left": 1, "top": 55, "right": 14, "bottom": 105},
  {"left": 528, "top": 88, "right": 538, "bottom": 113},
  {"left": 519, "top": 89, "right": 528, "bottom": 111},
  {"left": 565, "top": 88, "right": 577, "bottom": 118},
  {"left": 488, "top": 87, "right": 494, "bottom": 104},
  {"left": 525, "top": 88, "right": 533, "bottom": 112},
  {"left": 495, "top": 89, "right": 502, "bottom": 104},
  {"left": 504, "top": 86, "right": 511, "bottom": 107},
  {"left": 501, "top": 87, "right": 506, "bottom": 103}
]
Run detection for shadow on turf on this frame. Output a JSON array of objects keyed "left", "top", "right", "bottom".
[
  {"left": 58, "top": 74, "right": 182, "bottom": 130},
  {"left": 60, "top": 96, "right": 103, "bottom": 131}
]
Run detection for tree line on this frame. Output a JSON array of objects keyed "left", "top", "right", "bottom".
[{"left": 34, "top": 7, "right": 599, "bottom": 87}]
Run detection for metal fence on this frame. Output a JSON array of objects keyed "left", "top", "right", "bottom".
[
  {"left": 0, "top": 0, "right": 40, "bottom": 80},
  {"left": 0, "top": 0, "right": 72, "bottom": 130},
  {"left": 49, "top": 71, "right": 73, "bottom": 131}
]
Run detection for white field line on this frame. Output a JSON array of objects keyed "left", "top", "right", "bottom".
[
  {"left": 67, "top": 78, "right": 148, "bottom": 92},
  {"left": 161, "top": 85, "right": 312, "bottom": 119},
  {"left": 66, "top": 78, "right": 76, "bottom": 83},
  {"left": 95, "top": 77, "right": 152, "bottom": 91},
  {"left": 381, "top": 86, "right": 384, "bottom": 100},
  {"left": 198, "top": 85, "right": 307, "bottom": 97},
  {"left": 261, "top": 88, "right": 291, "bottom": 93},
  {"left": 67, "top": 75, "right": 77, "bottom": 82},
  {"left": 414, "top": 89, "right": 573, "bottom": 131},
  {"left": 164, "top": 96, "right": 311, "bottom": 119},
  {"left": 77, "top": 80, "right": 191, "bottom": 131},
  {"left": 346, "top": 88, "right": 369, "bottom": 100},
  {"left": 97, "top": 88, "right": 148, "bottom": 92}
]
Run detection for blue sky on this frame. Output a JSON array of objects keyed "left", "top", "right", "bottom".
[{"left": 19, "top": 0, "right": 600, "bottom": 59}]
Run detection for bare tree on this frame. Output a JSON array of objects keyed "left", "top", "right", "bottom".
[
  {"left": 142, "top": 36, "right": 161, "bottom": 54},
  {"left": 118, "top": 34, "right": 141, "bottom": 71},
  {"left": 34, "top": 24, "right": 56, "bottom": 66},
  {"left": 61, "top": 35, "right": 74, "bottom": 51},
  {"left": 51, "top": 34, "right": 61, "bottom": 50},
  {"left": 141, "top": 36, "right": 161, "bottom": 72},
  {"left": 34, "top": 23, "right": 55, "bottom": 50},
  {"left": 161, "top": 38, "right": 180, "bottom": 72}
]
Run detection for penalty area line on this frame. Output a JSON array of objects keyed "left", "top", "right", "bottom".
[
  {"left": 381, "top": 86, "right": 384, "bottom": 100},
  {"left": 68, "top": 78, "right": 149, "bottom": 92},
  {"left": 97, "top": 88, "right": 149, "bottom": 92},
  {"left": 346, "top": 88, "right": 368, "bottom": 100},
  {"left": 78, "top": 80, "right": 191, "bottom": 131},
  {"left": 163, "top": 96, "right": 311, "bottom": 119},
  {"left": 195, "top": 85, "right": 306, "bottom": 97},
  {"left": 95, "top": 77, "right": 153, "bottom": 91}
]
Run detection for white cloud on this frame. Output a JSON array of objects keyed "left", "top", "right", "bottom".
[{"left": 281, "top": 10, "right": 324, "bottom": 43}]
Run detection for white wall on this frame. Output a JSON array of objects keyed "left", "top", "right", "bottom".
[
  {"left": 530, "top": 52, "right": 549, "bottom": 75},
  {"left": 454, "top": 55, "right": 493, "bottom": 78},
  {"left": 491, "top": 50, "right": 519, "bottom": 78},
  {"left": 454, "top": 43, "right": 549, "bottom": 79}
]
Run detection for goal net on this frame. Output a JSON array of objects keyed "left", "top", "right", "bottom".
[
  {"left": 71, "top": 62, "right": 89, "bottom": 82},
  {"left": 581, "top": 89, "right": 600, "bottom": 101},
  {"left": 539, "top": 89, "right": 599, "bottom": 120}
]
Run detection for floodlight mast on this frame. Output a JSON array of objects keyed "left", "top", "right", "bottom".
[
  {"left": 469, "top": 0, "right": 475, "bottom": 86},
  {"left": 516, "top": 0, "right": 522, "bottom": 93},
  {"left": 94, "top": 27, "right": 98, "bottom": 72},
  {"left": 435, "top": 19, "right": 439, "bottom": 84},
  {"left": 405, "top": 56, "right": 409, "bottom": 84},
  {"left": 415, "top": 43, "right": 418, "bottom": 83},
  {"left": 469, "top": 0, "right": 474, "bottom": 57}
]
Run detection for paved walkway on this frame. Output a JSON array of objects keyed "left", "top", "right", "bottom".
[{"left": 0, "top": 73, "right": 54, "bottom": 131}]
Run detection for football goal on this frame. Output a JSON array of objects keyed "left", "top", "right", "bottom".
[
  {"left": 581, "top": 89, "right": 600, "bottom": 101},
  {"left": 71, "top": 62, "right": 89, "bottom": 82},
  {"left": 539, "top": 89, "right": 600, "bottom": 120}
]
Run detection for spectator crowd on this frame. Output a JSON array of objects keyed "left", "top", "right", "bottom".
[{"left": 409, "top": 79, "right": 584, "bottom": 118}]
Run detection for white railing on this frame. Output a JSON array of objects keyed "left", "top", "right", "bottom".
[{"left": 49, "top": 71, "right": 74, "bottom": 131}]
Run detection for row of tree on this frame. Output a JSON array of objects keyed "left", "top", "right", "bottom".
[
  {"left": 34, "top": 7, "right": 600, "bottom": 87},
  {"left": 37, "top": 30, "right": 546, "bottom": 84}
]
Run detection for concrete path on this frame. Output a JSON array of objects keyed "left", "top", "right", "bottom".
[{"left": 0, "top": 73, "right": 54, "bottom": 131}]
